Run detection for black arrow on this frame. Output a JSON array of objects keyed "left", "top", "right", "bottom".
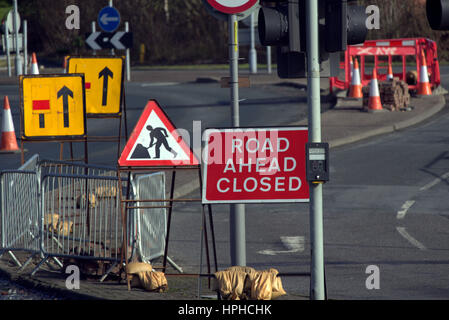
[
  {"left": 99, "top": 67, "right": 114, "bottom": 106},
  {"left": 57, "top": 86, "right": 73, "bottom": 128}
]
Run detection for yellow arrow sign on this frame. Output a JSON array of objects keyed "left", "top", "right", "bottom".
[
  {"left": 67, "top": 56, "right": 124, "bottom": 116},
  {"left": 20, "top": 74, "right": 86, "bottom": 139}
]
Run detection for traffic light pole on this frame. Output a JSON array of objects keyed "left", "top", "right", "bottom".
[
  {"left": 228, "top": 14, "right": 246, "bottom": 267},
  {"left": 306, "top": 0, "right": 325, "bottom": 300}
]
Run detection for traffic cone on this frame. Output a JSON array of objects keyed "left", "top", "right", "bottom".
[
  {"left": 417, "top": 50, "right": 432, "bottom": 96},
  {"left": 0, "top": 96, "right": 20, "bottom": 153},
  {"left": 348, "top": 58, "right": 363, "bottom": 98},
  {"left": 31, "top": 52, "right": 39, "bottom": 75},
  {"left": 63, "top": 56, "right": 69, "bottom": 74},
  {"left": 387, "top": 61, "right": 394, "bottom": 81},
  {"left": 367, "top": 68, "right": 384, "bottom": 113}
]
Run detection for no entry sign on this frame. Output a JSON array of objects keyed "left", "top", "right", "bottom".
[
  {"left": 202, "top": 127, "right": 309, "bottom": 204},
  {"left": 206, "top": 0, "right": 258, "bottom": 14}
]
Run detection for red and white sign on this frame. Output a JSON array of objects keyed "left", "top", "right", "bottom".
[
  {"left": 118, "top": 100, "right": 199, "bottom": 167},
  {"left": 202, "top": 127, "right": 309, "bottom": 204},
  {"left": 207, "top": 0, "right": 258, "bottom": 14}
]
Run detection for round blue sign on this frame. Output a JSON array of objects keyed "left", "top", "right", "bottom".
[{"left": 98, "top": 6, "right": 121, "bottom": 33}]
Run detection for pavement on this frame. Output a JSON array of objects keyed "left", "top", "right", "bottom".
[{"left": 0, "top": 66, "right": 447, "bottom": 300}]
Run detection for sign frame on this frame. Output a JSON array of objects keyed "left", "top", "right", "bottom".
[
  {"left": 19, "top": 73, "right": 87, "bottom": 141},
  {"left": 66, "top": 55, "right": 125, "bottom": 118},
  {"left": 202, "top": 126, "right": 310, "bottom": 204}
]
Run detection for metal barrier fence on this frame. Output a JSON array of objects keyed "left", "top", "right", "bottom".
[
  {"left": 0, "top": 170, "right": 40, "bottom": 267},
  {"left": 37, "top": 159, "right": 117, "bottom": 178},
  {"left": 32, "top": 173, "right": 124, "bottom": 275},
  {"left": 131, "top": 172, "right": 166, "bottom": 262},
  {"left": 0, "top": 159, "right": 174, "bottom": 278}
]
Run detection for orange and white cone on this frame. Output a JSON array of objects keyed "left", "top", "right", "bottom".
[
  {"left": 417, "top": 50, "right": 432, "bottom": 96},
  {"left": 31, "top": 52, "right": 39, "bottom": 75},
  {"left": 63, "top": 56, "right": 69, "bottom": 74},
  {"left": 367, "top": 68, "right": 384, "bottom": 113},
  {"left": 0, "top": 96, "right": 20, "bottom": 153},
  {"left": 387, "top": 61, "right": 394, "bottom": 81},
  {"left": 349, "top": 58, "right": 363, "bottom": 98}
]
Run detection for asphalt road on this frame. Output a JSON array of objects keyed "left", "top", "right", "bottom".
[
  {"left": 165, "top": 71, "right": 449, "bottom": 300},
  {"left": 1, "top": 67, "right": 449, "bottom": 300}
]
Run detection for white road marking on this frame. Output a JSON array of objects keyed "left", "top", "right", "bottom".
[
  {"left": 396, "top": 227, "right": 427, "bottom": 250},
  {"left": 419, "top": 171, "right": 449, "bottom": 191},
  {"left": 258, "top": 236, "right": 305, "bottom": 256},
  {"left": 396, "top": 200, "right": 415, "bottom": 219}
]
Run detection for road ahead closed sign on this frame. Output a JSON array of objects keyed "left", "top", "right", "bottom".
[{"left": 202, "top": 127, "right": 309, "bottom": 204}]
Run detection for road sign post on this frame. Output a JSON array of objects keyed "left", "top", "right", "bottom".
[
  {"left": 13, "top": 0, "right": 22, "bottom": 76},
  {"left": 205, "top": 0, "right": 258, "bottom": 269},
  {"left": 228, "top": 13, "right": 246, "bottom": 267},
  {"left": 306, "top": 0, "right": 325, "bottom": 300}
]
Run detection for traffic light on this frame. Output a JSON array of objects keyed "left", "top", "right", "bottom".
[
  {"left": 426, "top": 0, "right": 449, "bottom": 30},
  {"left": 324, "top": 0, "right": 368, "bottom": 52},
  {"left": 258, "top": 0, "right": 368, "bottom": 79},
  {"left": 258, "top": 0, "right": 307, "bottom": 78}
]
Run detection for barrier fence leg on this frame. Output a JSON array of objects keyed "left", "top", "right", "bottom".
[
  {"left": 8, "top": 251, "right": 22, "bottom": 267},
  {"left": 207, "top": 204, "right": 218, "bottom": 273},
  {"left": 18, "top": 254, "right": 36, "bottom": 273},
  {"left": 198, "top": 168, "right": 218, "bottom": 273},
  {"left": 31, "top": 255, "right": 49, "bottom": 276},
  {"left": 162, "top": 170, "right": 176, "bottom": 273}
]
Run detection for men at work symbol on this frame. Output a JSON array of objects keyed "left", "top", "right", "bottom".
[{"left": 130, "top": 126, "right": 178, "bottom": 159}]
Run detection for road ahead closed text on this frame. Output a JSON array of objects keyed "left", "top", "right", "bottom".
[{"left": 202, "top": 127, "right": 309, "bottom": 203}]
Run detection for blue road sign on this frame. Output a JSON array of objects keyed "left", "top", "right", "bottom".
[{"left": 98, "top": 6, "right": 121, "bottom": 33}]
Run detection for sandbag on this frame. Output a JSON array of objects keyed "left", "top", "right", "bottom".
[
  {"left": 137, "top": 271, "right": 168, "bottom": 292},
  {"left": 214, "top": 266, "right": 286, "bottom": 300},
  {"left": 214, "top": 266, "right": 256, "bottom": 300},
  {"left": 246, "top": 268, "right": 287, "bottom": 300},
  {"left": 126, "top": 262, "right": 153, "bottom": 275}
]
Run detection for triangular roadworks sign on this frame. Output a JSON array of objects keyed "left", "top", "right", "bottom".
[{"left": 118, "top": 100, "right": 199, "bottom": 167}]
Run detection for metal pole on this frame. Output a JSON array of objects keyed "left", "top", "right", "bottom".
[
  {"left": 228, "top": 14, "right": 246, "bottom": 267},
  {"left": 13, "top": 0, "right": 22, "bottom": 76},
  {"left": 23, "top": 20, "right": 27, "bottom": 74},
  {"left": 267, "top": 46, "right": 272, "bottom": 74},
  {"left": 5, "top": 23, "right": 12, "bottom": 77},
  {"left": 109, "top": 0, "right": 115, "bottom": 56},
  {"left": 249, "top": 12, "right": 257, "bottom": 74},
  {"left": 91, "top": 22, "right": 97, "bottom": 56},
  {"left": 306, "top": 0, "right": 325, "bottom": 300},
  {"left": 125, "top": 22, "right": 131, "bottom": 82}
]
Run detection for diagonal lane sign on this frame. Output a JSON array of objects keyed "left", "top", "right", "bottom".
[
  {"left": 86, "top": 32, "right": 101, "bottom": 50},
  {"left": 110, "top": 31, "right": 126, "bottom": 50},
  {"left": 85, "top": 32, "right": 133, "bottom": 50}
]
